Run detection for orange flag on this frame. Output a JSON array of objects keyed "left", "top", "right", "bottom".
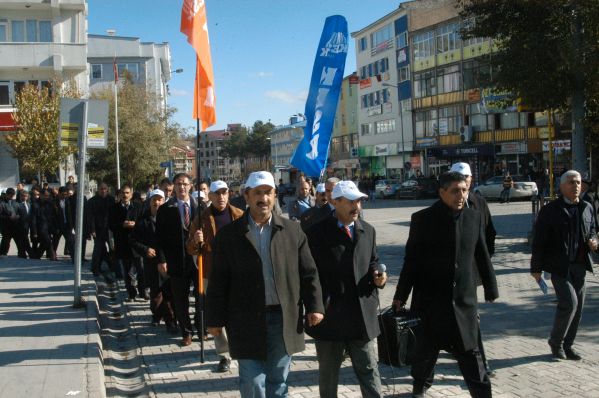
[{"left": 181, "top": 0, "right": 216, "bottom": 129}]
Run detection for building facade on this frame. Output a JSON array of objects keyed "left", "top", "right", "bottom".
[
  {"left": 87, "top": 33, "right": 172, "bottom": 114},
  {"left": 269, "top": 116, "right": 305, "bottom": 183},
  {"left": 329, "top": 73, "right": 360, "bottom": 179},
  {"left": 198, "top": 126, "right": 243, "bottom": 183},
  {"left": 351, "top": 6, "right": 414, "bottom": 180},
  {"left": 0, "top": 0, "right": 88, "bottom": 188}
]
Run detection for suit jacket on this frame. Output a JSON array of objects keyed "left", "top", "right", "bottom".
[
  {"left": 56, "top": 197, "right": 75, "bottom": 232},
  {"left": 130, "top": 212, "right": 159, "bottom": 263},
  {"left": 88, "top": 194, "right": 114, "bottom": 239},
  {"left": 306, "top": 216, "right": 382, "bottom": 341},
  {"left": 394, "top": 200, "right": 498, "bottom": 352},
  {"left": 531, "top": 196, "right": 596, "bottom": 277},
  {"left": 31, "top": 200, "right": 58, "bottom": 237},
  {"left": 206, "top": 212, "right": 324, "bottom": 360},
  {"left": 155, "top": 196, "right": 198, "bottom": 276},
  {"left": 109, "top": 201, "right": 142, "bottom": 259},
  {"left": 468, "top": 192, "right": 496, "bottom": 256},
  {"left": 16, "top": 201, "right": 33, "bottom": 235},
  {"left": 300, "top": 203, "right": 335, "bottom": 232},
  {"left": 288, "top": 196, "right": 316, "bottom": 220},
  {"left": 185, "top": 203, "right": 244, "bottom": 278}
]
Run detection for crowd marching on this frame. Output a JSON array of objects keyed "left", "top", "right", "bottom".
[{"left": 0, "top": 164, "right": 595, "bottom": 398}]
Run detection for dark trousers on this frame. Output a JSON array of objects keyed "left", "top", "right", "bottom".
[
  {"left": 0, "top": 223, "right": 18, "bottom": 255},
  {"left": 14, "top": 228, "right": 33, "bottom": 258},
  {"left": 91, "top": 234, "right": 112, "bottom": 273},
  {"left": 54, "top": 225, "right": 74, "bottom": 261},
  {"left": 119, "top": 256, "right": 145, "bottom": 299},
  {"left": 549, "top": 263, "right": 587, "bottom": 349},
  {"left": 411, "top": 336, "right": 491, "bottom": 398},
  {"left": 315, "top": 338, "right": 382, "bottom": 398},
  {"left": 144, "top": 258, "right": 175, "bottom": 324},
  {"left": 36, "top": 231, "right": 57, "bottom": 260},
  {"left": 170, "top": 256, "right": 200, "bottom": 337}
]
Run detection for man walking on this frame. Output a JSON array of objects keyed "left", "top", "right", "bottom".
[
  {"left": 288, "top": 180, "right": 315, "bottom": 221},
  {"left": 186, "top": 180, "right": 244, "bottom": 372},
  {"left": 306, "top": 180, "right": 386, "bottom": 398},
  {"left": 393, "top": 171, "right": 498, "bottom": 398},
  {"left": 156, "top": 173, "right": 200, "bottom": 346},
  {"left": 206, "top": 171, "right": 324, "bottom": 398},
  {"left": 88, "top": 183, "right": 114, "bottom": 276},
  {"left": 30, "top": 189, "right": 58, "bottom": 261},
  {"left": 54, "top": 187, "right": 76, "bottom": 262},
  {"left": 15, "top": 190, "right": 35, "bottom": 259},
  {"left": 531, "top": 170, "right": 597, "bottom": 360},
  {"left": 300, "top": 178, "right": 339, "bottom": 231},
  {"left": 0, "top": 188, "right": 21, "bottom": 256}
]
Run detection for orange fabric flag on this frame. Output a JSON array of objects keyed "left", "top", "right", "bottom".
[{"left": 181, "top": 0, "right": 216, "bottom": 129}]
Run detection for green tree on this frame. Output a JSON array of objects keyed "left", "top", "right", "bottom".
[
  {"left": 220, "top": 124, "right": 249, "bottom": 158},
  {"left": 459, "top": 0, "right": 599, "bottom": 172},
  {"left": 6, "top": 81, "right": 80, "bottom": 177},
  {"left": 88, "top": 76, "right": 182, "bottom": 189}
]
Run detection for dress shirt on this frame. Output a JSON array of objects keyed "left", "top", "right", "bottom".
[{"left": 248, "top": 214, "right": 280, "bottom": 306}]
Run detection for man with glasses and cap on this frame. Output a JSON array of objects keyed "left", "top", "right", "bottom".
[
  {"left": 206, "top": 171, "right": 324, "bottom": 398},
  {"left": 186, "top": 180, "right": 244, "bottom": 372},
  {"left": 156, "top": 173, "right": 200, "bottom": 346},
  {"left": 306, "top": 180, "right": 387, "bottom": 398}
]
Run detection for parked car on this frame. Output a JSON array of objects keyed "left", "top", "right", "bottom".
[
  {"left": 473, "top": 175, "right": 538, "bottom": 200},
  {"left": 397, "top": 178, "right": 439, "bottom": 199},
  {"left": 375, "top": 179, "right": 401, "bottom": 199}
]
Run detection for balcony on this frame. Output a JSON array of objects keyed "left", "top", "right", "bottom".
[
  {"left": 0, "top": 0, "right": 85, "bottom": 11},
  {"left": 0, "top": 43, "right": 86, "bottom": 71}
]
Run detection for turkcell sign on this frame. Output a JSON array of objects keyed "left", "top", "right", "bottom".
[{"left": 291, "top": 15, "right": 348, "bottom": 177}]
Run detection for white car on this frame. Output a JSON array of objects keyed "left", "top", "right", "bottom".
[{"left": 473, "top": 175, "right": 538, "bottom": 200}]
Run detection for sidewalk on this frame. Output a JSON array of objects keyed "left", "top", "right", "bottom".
[{"left": 0, "top": 248, "right": 104, "bottom": 398}]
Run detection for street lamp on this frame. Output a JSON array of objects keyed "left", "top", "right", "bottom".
[{"left": 382, "top": 82, "right": 407, "bottom": 181}]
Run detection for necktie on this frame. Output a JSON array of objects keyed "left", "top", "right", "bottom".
[
  {"left": 342, "top": 225, "right": 352, "bottom": 239},
  {"left": 184, "top": 203, "right": 190, "bottom": 228}
]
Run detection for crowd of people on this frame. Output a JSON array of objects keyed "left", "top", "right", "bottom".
[{"left": 0, "top": 164, "right": 595, "bottom": 398}]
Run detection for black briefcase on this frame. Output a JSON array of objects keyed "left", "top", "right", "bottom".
[{"left": 377, "top": 307, "right": 421, "bottom": 367}]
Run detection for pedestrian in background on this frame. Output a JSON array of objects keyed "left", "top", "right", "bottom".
[
  {"left": 500, "top": 173, "right": 513, "bottom": 203},
  {"left": 289, "top": 180, "right": 315, "bottom": 221},
  {"left": 88, "top": 183, "right": 114, "bottom": 276},
  {"left": 206, "top": 171, "right": 324, "bottom": 398},
  {"left": 531, "top": 170, "right": 597, "bottom": 361},
  {"left": 187, "top": 180, "right": 244, "bottom": 373}
]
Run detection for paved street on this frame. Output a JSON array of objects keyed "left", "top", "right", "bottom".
[{"left": 98, "top": 200, "right": 599, "bottom": 397}]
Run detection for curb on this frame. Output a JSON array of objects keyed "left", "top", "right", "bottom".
[{"left": 84, "top": 270, "right": 107, "bottom": 398}]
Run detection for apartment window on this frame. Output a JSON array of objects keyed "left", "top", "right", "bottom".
[
  {"left": 14, "top": 81, "right": 26, "bottom": 96},
  {"left": 0, "top": 20, "right": 7, "bottom": 42},
  {"left": 342, "top": 135, "right": 350, "bottom": 152},
  {"left": 26, "top": 20, "right": 37, "bottom": 42},
  {"left": 117, "top": 63, "right": 139, "bottom": 80},
  {"left": 371, "top": 24, "right": 393, "bottom": 48},
  {"left": 361, "top": 123, "right": 373, "bottom": 136},
  {"left": 415, "top": 109, "right": 438, "bottom": 138},
  {"left": 396, "top": 31, "right": 408, "bottom": 49},
  {"left": 436, "top": 23, "right": 460, "bottom": 54},
  {"left": 413, "top": 30, "right": 435, "bottom": 61},
  {"left": 331, "top": 137, "right": 342, "bottom": 154},
  {"left": 375, "top": 119, "right": 396, "bottom": 134},
  {"left": 0, "top": 82, "right": 9, "bottom": 105},
  {"left": 499, "top": 112, "right": 519, "bottom": 129},
  {"left": 437, "top": 65, "right": 461, "bottom": 94},
  {"left": 463, "top": 60, "right": 491, "bottom": 90},
  {"left": 467, "top": 104, "right": 488, "bottom": 131},
  {"left": 361, "top": 95, "right": 368, "bottom": 109},
  {"left": 462, "top": 18, "right": 486, "bottom": 47},
  {"left": 91, "top": 64, "right": 102, "bottom": 79},
  {"left": 39, "top": 21, "right": 51, "bottom": 42},
  {"left": 398, "top": 65, "right": 410, "bottom": 82},
  {"left": 413, "top": 70, "right": 436, "bottom": 98},
  {"left": 358, "top": 37, "right": 368, "bottom": 52},
  {"left": 11, "top": 21, "right": 24, "bottom": 42},
  {"left": 438, "top": 105, "right": 462, "bottom": 135}
]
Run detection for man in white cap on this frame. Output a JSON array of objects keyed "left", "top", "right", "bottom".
[
  {"left": 130, "top": 189, "right": 177, "bottom": 332},
  {"left": 449, "top": 162, "right": 497, "bottom": 378},
  {"left": 206, "top": 171, "right": 324, "bottom": 397},
  {"left": 306, "top": 180, "right": 387, "bottom": 398},
  {"left": 186, "top": 180, "right": 244, "bottom": 372}
]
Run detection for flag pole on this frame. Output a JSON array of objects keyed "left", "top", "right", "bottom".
[
  {"left": 114, "top": 57, "right": 121, "bottom": 189},
  {"left": 196, "top": 114, "right": 205, "bottom": 363}
]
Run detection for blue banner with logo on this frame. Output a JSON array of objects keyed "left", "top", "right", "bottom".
[{"left": 291, "top": 15, "right": 348, "bottom": 177}]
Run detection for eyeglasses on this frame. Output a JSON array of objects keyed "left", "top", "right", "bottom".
[{"left": 175, "top": 183, "right": 190, "bottom": 187}]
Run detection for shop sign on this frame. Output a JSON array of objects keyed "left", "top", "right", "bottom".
[
  {"left": 499, "top": 142, "right": 527, "bottom": 154},
  {"left": 359, "top": 78, "right": 372, "bottom": 89},
  {"left": 374, "top": 144, "right": 389, "bottom": 156},
  {"left": 349, "top": 74, "right": 359, "bottom": 84},
  {"left": 397, "top": 48, "right": 407, "bottom": 63},
  {"left": 542, "top": 139, "right": 571, "bottom": 151},
  {"left": 438, "top": 119, "right": 448, "bottom": 135},
  {"left": 416, "top": 137, "right": 438, "bottom": 147}
]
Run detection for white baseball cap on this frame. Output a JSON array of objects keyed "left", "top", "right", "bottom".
[
  {"left": 210, "top": 180, "right": 228, "bottom": 193},
  {"left": 316, "top": 183, "right": 326, "bottom": 193},
  {"left": 149, "top": 189, "right": 165, "bottom": 199},
  {"left": 245, "top": 171, "right": 276, "bottom": 189},
  {"left": 450, "top": 162, "right": 472, "bottom": 176},
  {"left": 332, "top": 180, "right": 367, "bottom": 200}
]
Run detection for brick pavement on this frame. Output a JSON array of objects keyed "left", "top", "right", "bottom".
[{"left": 100, "top": 201, "right": 599, "bottom": 397}]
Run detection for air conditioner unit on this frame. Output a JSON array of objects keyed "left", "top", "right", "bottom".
[{"left": 460, "top": 125, "right": 474, "bottom": 142}]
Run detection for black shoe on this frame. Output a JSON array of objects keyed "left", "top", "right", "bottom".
[
  {"left": 549, "top": 343, "right": 566, "bottom": 359},
  {"left": 151, "top": 316, "right": 160, "bottom": 326},
  {"left": 486, "top": 369, "right": 496, "bottom": 378},
  {"left": 412, "top": 386, "right": 428, "bottom": 397},
  {"left": 564, "top": 347, "right": 582, "bottom": 360},
  {"left": 216, "top": 357, "right": 231, "bottom": 373},
  {"left": 166, "top": 323, "right": 179, "bottom": 335}
]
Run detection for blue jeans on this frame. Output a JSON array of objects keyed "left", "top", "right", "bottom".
[{"left": 238, "top": 310, "right": 291, "bottom": 398}]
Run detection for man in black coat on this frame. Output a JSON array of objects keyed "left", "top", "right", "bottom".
[
  {"left": 306, "top": 180, "right": 386, "bottom": 398},
  {"left": 130, "top": 189, "right": 176, "bottom": 332},
  {"left": 88, "top": 183, "right": 114, "bottom": 276},
  {"left": 54, "top": 186, "right": 76, "bottom": 261},
  {"left": 300, "top": 178, "right": 339, "bottom": 232},
  {"left": 531, "top": 170, "right": 597, "bottom": 361},
  {"left": 0, "top": 188, "right": 20, "bottom": 256},
  {"left": 31, "top": 189, "right": 58, "bottom": 261},
  {"left": 206, "top": 171, "right": 324, "bottom": 398},
  {"left": 15, "top": 190, "right": 35, "bottom": 259},
  {"left": 110, "top": 184, "right": 144, "bottom": 300},
  {"left": 156, "top": 173, "right": 200, "bottom": 346},
  {"left": 393, "top": 172, "right": 499, "bottom": 398}
]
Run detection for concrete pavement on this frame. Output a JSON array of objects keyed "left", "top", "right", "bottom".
[{"left": 0, "top": 247, "right": 104, "bottom": 398}]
